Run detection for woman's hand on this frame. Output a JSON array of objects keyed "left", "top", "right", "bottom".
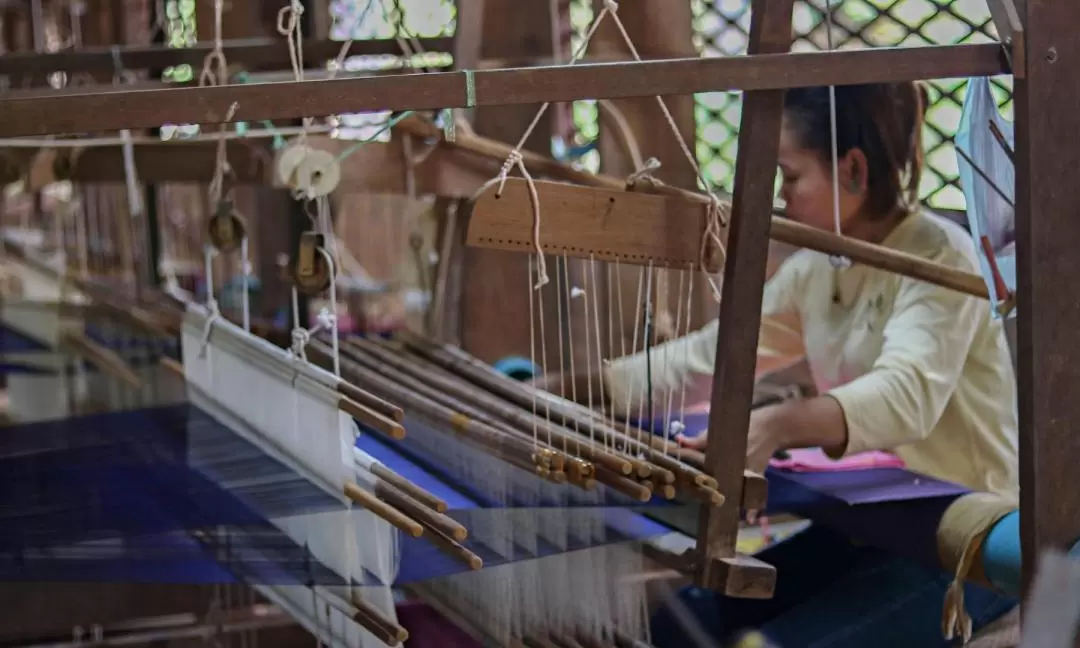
[{"left": 675, "top": 407, "right": 786, "bottom": 474}]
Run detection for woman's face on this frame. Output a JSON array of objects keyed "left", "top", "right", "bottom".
[{"left": 777, "top": 119, "right": 864, "bottom": 232}]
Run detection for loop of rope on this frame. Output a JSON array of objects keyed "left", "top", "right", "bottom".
[
  {"left": 288, "top": 306, "right": 336, "bottom": 361},
  {"left": 278, "top": 1, "right": 313, "bottom": 135},
  {"left": 496, "top": 150, "right": 548, "bottom": 288},
  {"left": 626, "top": 157, "right": 662, "bottom": 186}
]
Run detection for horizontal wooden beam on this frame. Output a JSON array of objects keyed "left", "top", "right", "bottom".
[
  {"left": 0, "top": 44, "right": 1009, "bottom": 138},
  {"left": 0, "top": 37, "right": 456, "bottom": 81}
]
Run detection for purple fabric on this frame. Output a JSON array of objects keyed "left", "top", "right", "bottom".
[
  {"left": 655, "top": 410, "right": 970, "bottom": 505},
  {"left": 396, "top": 601, "right": 480, "bottom": 648},
  {"left": 768, "top": 467, "right": 968, "bottom": 506}
]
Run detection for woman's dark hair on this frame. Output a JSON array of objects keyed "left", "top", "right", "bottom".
[{"left": 783, "top": 82, "right": 929, "bottom": 217}]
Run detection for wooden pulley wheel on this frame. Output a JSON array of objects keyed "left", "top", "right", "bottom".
[
  {"left": 207, "top": 202, "right": 247, "bottom": 253},
  {"left": 289, "top": 231, "right": 334, "bottom": 295}
]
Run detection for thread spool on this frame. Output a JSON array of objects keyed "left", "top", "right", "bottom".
[{"left": 276, "top": 143, "right": 341, "bottom": 197}]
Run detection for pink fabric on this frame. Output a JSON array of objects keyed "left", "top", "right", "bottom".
[
  {"left": 769, "top": 447, "right": 905, "bottom": 472},
  {"left": 395, "top": 601, "right": 480, "bottom": 648}
]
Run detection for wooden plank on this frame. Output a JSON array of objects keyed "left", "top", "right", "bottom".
[
  {"left": 0, "top": 44, "right": 1009, "bottom": 138},
  {"left": 467, "top": 178, "right": 724, "bottom": 272},
  {"left": 1013, "top": 0, "right": 1080, "bottom": 600},
  {"left": 694, "top": 0, "right": 795, "bottom": 597}
]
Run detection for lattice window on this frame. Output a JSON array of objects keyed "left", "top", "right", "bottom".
[
  {"left": 329, "top": 0, "right": 455, "bottom": 140},
  {"left": 695, "top": 0, "right": 1011, "bottom": 210},
  {"left": 569, "top": 1, "right": 1010, "bottom": 211},
  {"left": 162, "top": 0, "right": 197, "bottom": 83}
]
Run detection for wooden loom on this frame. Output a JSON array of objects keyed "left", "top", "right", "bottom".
[{"left": 0, "top": 0, "right": 1077, "bottom": 644}]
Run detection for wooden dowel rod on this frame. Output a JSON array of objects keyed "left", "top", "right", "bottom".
[
  {"left": 374, "top": 479, "right": 468, "bottom": 542},
  {"left": 159, "top": 356, "right": 184, "bottom": 377},
  {"left": 337, "top": 395, "right": 406, "bottom": 440},
  {"left": 370, "top": 463, "right": 448, "bottom": 513},
  {"left": 350, "top": 595, "right": 409, "bottom": 647},
  {"left": 60, "top": 330, "right": 142, "bottom": 389},
  {"left": 342, "top": 481, "right": 424, "bottom": 538},
  {"left": 594, "top": 465, "right": 653, "bottom": 502},
  {"left": 423, "top": 525, "right": 484, "bottom": 571},
  {"left": 337, "top": 380, "right": 404, "bottom": 422}
]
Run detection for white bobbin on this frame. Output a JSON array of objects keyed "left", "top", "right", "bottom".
[{"left": 275, "top": 144, "right": 341, "bottom": 197}]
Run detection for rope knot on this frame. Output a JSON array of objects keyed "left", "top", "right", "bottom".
[
  {"left": 626, "top": 157, "right": 662, "bottom": 186},
  {"left": 289, "top": 327, "right": 312, "bottom": 361},
  {"left": 603, "top": 0, "right": 619, "bottom": 12},
  {"left": 499, "top": 149, "right": 524, "bottom": 179},
  {"left": 277, "top": 1, "right": 305, "bottom": 36},
  {"left": 198, "top": 299, "right": 221, "bottom": 358},
  {"left": 314, "top": 307, "right": 337, "bottom": 331},
  {"left": 668, "top": 420, "right": 686, "bottom": 438},
  {"left": 829, "top": 254, "right": 853, "bottom": 270}
]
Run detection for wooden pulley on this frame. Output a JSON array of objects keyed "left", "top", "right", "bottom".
[
  {"left": 289, "top": 231, "right": 334, "bottom": 295},
  {"left": 207, "top": 201, "right": 247, "bottom": 253}
]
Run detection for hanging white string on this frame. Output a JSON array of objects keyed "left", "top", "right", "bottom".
[
  {"left": 490, "top": 0, "right": 617, "bottom": 290},
  {"left": 200, "top": 245, "right": 221, "bottom": 358},
  {"left": 240, "top": 237, "right": 251, "bottom": 332},
  {"left": 824, "top": 0, "right": 852, "bottom": 269}
]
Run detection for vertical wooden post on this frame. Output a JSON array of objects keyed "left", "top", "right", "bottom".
[
  {"left": 1013, "top": 0, "right": 1080, "bottom": 599},
  {"left": 695, "top": 0, "right": 794, "bottom": 597}
]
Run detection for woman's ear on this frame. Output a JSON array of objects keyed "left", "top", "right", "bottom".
[{"left": 840, "top": 149, "right": 869, "bottom": 194}]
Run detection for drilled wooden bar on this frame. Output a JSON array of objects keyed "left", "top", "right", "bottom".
[{"left": 0, "top": 44, "right": 1007, "bottom": 138}]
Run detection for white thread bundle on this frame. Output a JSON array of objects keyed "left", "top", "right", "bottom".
[
  {"left": 181, "top": 302, "right": 401, "bottom": 647},
  {"left": 391, "top": 410, "right": 651, "bottom": 645}
]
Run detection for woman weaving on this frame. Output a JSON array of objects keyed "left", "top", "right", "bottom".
[{"left": 533, "top": 82, "right": 1020, "bottom": 646}]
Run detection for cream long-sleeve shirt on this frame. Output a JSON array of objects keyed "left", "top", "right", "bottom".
[{"left": 604, "top": 212, "right": 1018, "bottom": 499}]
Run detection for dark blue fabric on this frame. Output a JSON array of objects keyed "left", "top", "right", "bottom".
[{"left": 651, "top": 524, "right": 1017, "bottom": 648}]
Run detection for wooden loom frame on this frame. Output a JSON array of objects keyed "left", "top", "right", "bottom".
[{"left": 0, "top": 0, "right": 1074, "bottom": 615}]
